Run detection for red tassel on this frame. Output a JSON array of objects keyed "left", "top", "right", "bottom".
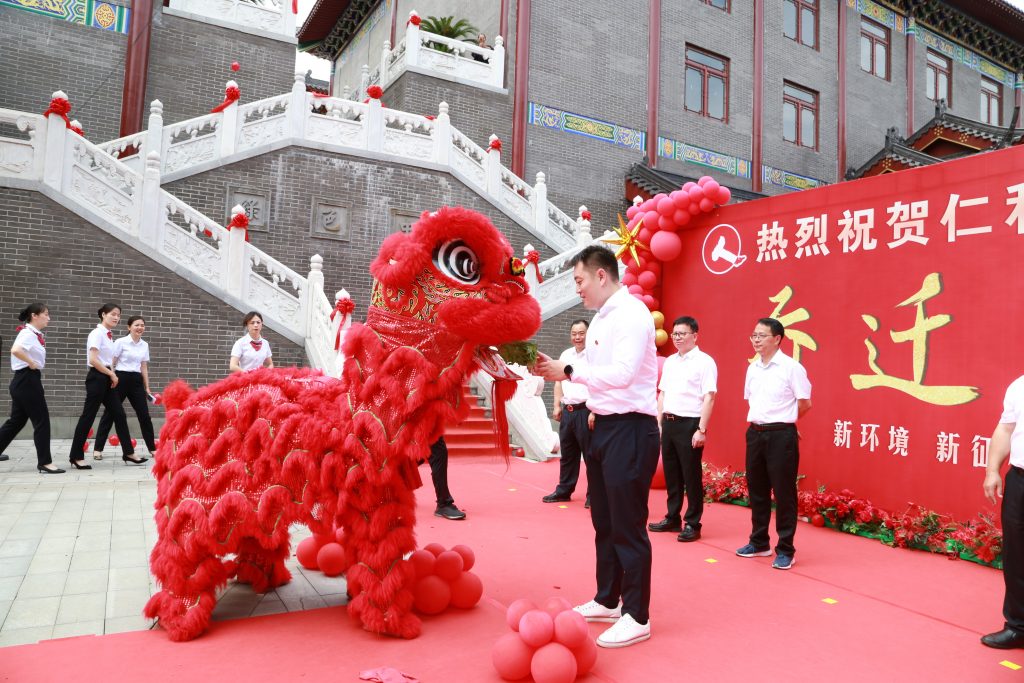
[{"left": 490, "top": 378, "right": 517, "bottom": 462}]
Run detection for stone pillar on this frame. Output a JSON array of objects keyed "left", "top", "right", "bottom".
[
  {"left": 225, "top": 204, "right": 248, "bottom": 297},
  {"left": 138, "top": 151, "right": 162, "bottom": 247},
  {"left": 434, "top": 102, "right": 451, "bottom": 166},
  {"left": 219, "top": 81, "right": 240, "bottom": 158},
  {"left": 485, "top": 134, "right": 502, "bottom": 196},
  {"left": 289, "top": 71, "right": 308, "bottom": 140},
  {"left": 491, "top": 36, "right": 506, "bottom": 88},
  {"left": 532, "top": 172, "right": 548, "bottom": 238},
  {"left": 42, "top": 91, "right": 69, "bottom": 192}
]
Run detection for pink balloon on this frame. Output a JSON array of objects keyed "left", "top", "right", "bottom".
[
  {"left": 682, "top": 181, "right": 697, "bottom": 191},
  {"left": 648, "top": 297, "right": 660, "bottom": 311},
  {"left": 657, "top": 197, "right": 675, "bottom": 216},
  {"left": 672, "top": 193, "right": 690, "bottom": 211},
  {"left": 492, "top": 632, "right": 534, "bottom": 681},
  {"left": 650, "top": 230, "right": 683, "bottom": 262},
  {"left": 675, "top": 210, "right": 691, "bottom": 227},
  {"left": 647, "top": 261, "right": 661, "bottom": 277},
  {"left": 637, "top": 270, "right": 658, "bottom": 290},
  {"left": 621, "top": 272, "right": 638, "bottom": 287},
  {"left": 628, "top": 284, "right": 644, "bottom": 296},
  {"left": 640, "top": 198, "right": 656, "bottom": 212},
  {"left": 531, "top": 643, "right": 577, "bottom": 683},
  {"left": 572, "top": 637, "right": 599, "bottom": 676},
  {"left": 450, "top": 571, "right": 483, "bottom": 608},
  {"left": 634, "top": 255, "right": 647, "bottom": 270},
  {"left": 507, "top": 598, "right": 538, "bottom": 632},
  {"left": 652, "top": 192, "right": 668, "bottom": 203},
  {"left": 519, "top": 610, "right": 555, "bottom": 648},
  {"left": 643, "top": 211, "right": 660, "bottom": 229},
  {"left": 638, "top": 228, "right": 653, "bottom": 244},
  {"left": 688, "top": 186, "right": 704, "bottom": 202},
  {"left": 553, "top": 610, "right": 588, "bottom": 648},
  {"left": 699, "top": 197, "right": 714, "bottom": 212},
  {"left": 658, "top": 215, "right": 674, "bottom": 231},
  {"left": 688, "top": 202, "right": 701, "bottom": 215},
  {"left": 543, "top": 596, "right": 574, "bottom": 617},
  {"left": 698, "top": 175, "right": 714, "bottom": 186},
  {"left": 703, "top": 179, "right": 720, "bottom": 195},
  {"left": 641, "top": 294, "right": 656, "bottom": 309},
  {"left": 717, "top": 186, "right": 732, "bottom": 204},
  {"left": 625, "top": 205, "right": 639, "bottom": 220}
]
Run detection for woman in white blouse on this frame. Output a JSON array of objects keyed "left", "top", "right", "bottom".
[
  {"left": 92, "top": 315, "right": 157, "bottom": 458},
  {"left": 229, "top": 311, "right": 273, "bottom": 373},
  {"left": 0, "top": 303, "right": 63, "bottom": 473},
  {"left": 68, "top": 303, "right": 147, "bottom": 469}
]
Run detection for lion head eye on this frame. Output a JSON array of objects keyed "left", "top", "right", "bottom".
[{"left": 433, "top": 240, "right": 480, "bottom": 285}]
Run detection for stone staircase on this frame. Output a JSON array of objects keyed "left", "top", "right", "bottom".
[{"left": 444, "top": 384, "right": 503, "bottom": 457}]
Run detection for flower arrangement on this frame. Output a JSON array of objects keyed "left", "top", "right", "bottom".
[{"left": 701, "top": 462, "right": 1003, "bottom": 568}]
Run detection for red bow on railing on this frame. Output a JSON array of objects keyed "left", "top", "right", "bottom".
[
  {"left": 366, "top": 85, "right": 383, "bottom": 100},
  {"left": 211, "top": 83, "right": 241, "bottom": 113},
  {"left": 42, "top": 96, "right": 72, "bottom": 128},
  {"left": 489, "top": 137, "right": 502, "bottom": 152},
  {"left": 581, "top": 210, "right": 592, "bottom": 221},
  {"left": 228, "top": 211, "right": 250, "bottom": 241},
  {"left": 330, "top": 298, "right": 356, "bottom": 350},
  {"left": 407, "top": 13, "right": 421, "bottom": 26},
  {"left": 292, "top": 0, "right": 298, "bottom": 13},
  {"left": 69, "top": 120, "right": 84, "bottom": 136},
  {"left": 525, "top": 249, "right": 543, "bottom": 283}
]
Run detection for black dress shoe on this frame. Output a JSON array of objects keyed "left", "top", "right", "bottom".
[
  {"left": 38, "top": 465, "right": 65, "bottom": 474},
  {"left": 70, "top": 460, "right": 92, "bottom": 470},
  {"left": 542, "top": 492, "right": 572, "bottom": 503},
  {"left": 677, "top": 524, "right": 702, "bottom": 542},
  {"left": 981, "top": 627, "right": 1024, "bottom": 649},
  {"left": 648, "top": 518, "right": 682, "bottom": 533},
  {"left": 435, "top": 504, "right": 467, "bottom": 520},
  {"left": 0, "top": 454, "right": 9, "bottom": 461},
  {"left": 584, "top": 495, "right": 591, "bottom": 509}
]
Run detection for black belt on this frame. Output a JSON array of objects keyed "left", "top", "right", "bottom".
[
  {"left": 663, "top": 413, "right": 698, "bottom": 422},
  {"left": 593, "top": 412, "right": 655, "bottom": 422},
  {"left": 1013, "top": 465, "right": 1024, "bottom": 474},
  {"left": 749, "top": 422, "right": 795, "bottom": 432},
  {"left": 564, "top": 403, "right": 587, "bottom": 413},
  {"left": 13, "top": 368, "right": 40, "bottom": 374}
]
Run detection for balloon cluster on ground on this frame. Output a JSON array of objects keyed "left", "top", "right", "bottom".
[
  {"left": 408, "top": 542, "right": 483, "bottom": 614},
  {"left": 492, "top": 597, "right": 598, "bottom": 682},
  {"left": 296, "top": 528, "right": 351, "bottom": 577},
  {"left": 620, "top": 176, "right": 731, "bottom": 346}
]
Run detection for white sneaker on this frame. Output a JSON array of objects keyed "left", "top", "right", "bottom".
[
  {"left": 573, "top": 599, "right": 622, "bottom": 623},
  {"left": 596, "top": 613, "right": 651, "bottom": 648}
]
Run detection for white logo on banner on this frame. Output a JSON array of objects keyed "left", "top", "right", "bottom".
[{"left": 701, "top": 224, "right": 747, "bottom": 275}]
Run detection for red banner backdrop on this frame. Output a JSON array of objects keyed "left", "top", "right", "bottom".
[{"left": 662, "top": 144, "right": 1024, "bottom": 521}]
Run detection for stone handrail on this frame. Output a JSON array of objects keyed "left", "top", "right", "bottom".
[
  {"left": 0, "top": 92, "right": 347, "bottom": 372},
  {"left": 166, "top": 0, "right": 296, "bottom": 42},
  {"left": 105, "top": 73, "right": 580, "bottom": 253}
]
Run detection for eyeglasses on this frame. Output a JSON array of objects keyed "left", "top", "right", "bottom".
[
  {"left": 671, "top": 332, "right": 692, "bottom": 338},
  {"left": 749, "top": 333, "right": 773, "bottom": 340}
]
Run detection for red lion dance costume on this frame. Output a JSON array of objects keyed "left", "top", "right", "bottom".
[{"left": 144, "top": 207, "right": 541, "bottom": 641}]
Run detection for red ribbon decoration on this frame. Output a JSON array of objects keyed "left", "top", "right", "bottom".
[
  {"left": 69, "top": 122, "right": 84, "bottom": 136},
  {"left": 330, "top": 298, "right": 356, "bottom": 350},
  {"left": 228, "top": 211, "right": 250, "bottom": 242},
  {"left": 42, "top": 96, "right": 72, "bottom": 128},
  {"left": 210, "top": 84, "right": 241, "bottom": 113},
  {"left": 581, "top": 210, "right": 592, "bottom": 221},
  {"left": 292, "top": 0, "right": 298, "bottom": 13},
  {"left": 107, "top": 331, "right": 113, "bottom": 341},
  {"left": 525, "top": 250, "right": 543, "bottom": 283},
  {"left": 366, "top": 85, "right": 383, "bottom": 100},
  {"left": 16, "top": 325, "right": 44, "bottom": 346},
  {"left": 489, "top": 137, "right": 502, "bottom": 152},
  {"left": 407, "top": 13, "right": 421, "bottom": 26},
  {"left": 250, "top": 340, "right": 263, "bottom": 351}
]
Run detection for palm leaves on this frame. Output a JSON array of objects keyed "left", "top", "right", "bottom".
[{"left": 419, "top": 15, "right": 478, "bottom": 54}]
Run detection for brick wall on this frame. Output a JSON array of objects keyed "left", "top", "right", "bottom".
[{"left": 0, "top": 188, "right": 305, "bottom": 430}]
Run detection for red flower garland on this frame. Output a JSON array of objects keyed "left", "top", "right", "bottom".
[
  {"left": 330, "top": 297, "right": 356, "bottom": 350},
  {"left": 524, "top": 250, "right": 543, "bottom": 283},
  {"left": 42, "top": 96, "right": 72, "bottom": 128},
  {"left": 211, "top": 83, "right": 241, "bottom": 114}
]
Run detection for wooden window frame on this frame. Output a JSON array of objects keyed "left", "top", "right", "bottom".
[
  {"left": 926, "top": 50, "right": 953, "bottom": 106},
  {"left": 859, "top": 17, "right": 890, "bottom": 80},
  {"left": 700, "top": 0, "right": 730, "bottom": 11},
  {"left": 784, "top": 0, "right": 819, "bottom": 51},
  {"left": 684, "top": 46, "right": 730, "bottom": 122},
  {"left": 981, "top": 77, "right": 1001, "bottom": 126},
  {"left": 783, "top": 82, "right": 818, "bottom": 150}
]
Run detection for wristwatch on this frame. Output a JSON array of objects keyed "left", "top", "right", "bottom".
[
  {"left": 564, "top": 364, "right": 574, "bottom": 379},
  {"left": 698, "top": 427, "right": 707, "bottom": 434}
]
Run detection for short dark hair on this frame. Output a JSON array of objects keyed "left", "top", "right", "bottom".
[
  {"left": 97, "top": 303, "right": 121, "bottom": 319},
  {"left": 18, "top": 303, "right": 47, "bottom": 323},
  {"left": 571, "top": 245, "right": 619, "bottom": 282},
  {"left": 127, "top": 315, "right": 146, "bottom": 327},
  {"left": 757, "top": 317, "right": 785, "bottom": 338},
  {"left": 673, "top": 316, "right": 698, "bottom": 333},
  {"left": 570, "top": 319, "right": 589, "bottom": 329},
  {"left": 242, "top": 311, "right": 264, "bottom": 328}
]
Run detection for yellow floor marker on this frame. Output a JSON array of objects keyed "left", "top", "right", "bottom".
[
  {"left": 705, "top": 558, "right": 718, "bottom": 563},
  {"left": 1000, "top": 661, "right": 1021, "bottom": 671},
  {"left": 507, "top": 488, "right": 517, "bottom": 491},
  {"left": 822, "top": 598, "right": 838, "bottom": 605},
  {"left": 557, "top": 504, "right": 568, "bottom": 509}
]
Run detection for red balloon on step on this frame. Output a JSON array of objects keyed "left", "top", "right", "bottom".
[
  {"left": 131, "top": 439, "right": 137, "bottom": 448},
  {"left": 109, "top": 436, "right": 120, "bottom": 446}
]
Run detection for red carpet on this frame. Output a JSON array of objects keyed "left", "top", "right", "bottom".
[{"left": 2, "top": 457, "right": 1018, "bottom": 682}]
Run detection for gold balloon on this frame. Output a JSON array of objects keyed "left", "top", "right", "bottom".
[
  {"left": 655, "top": 328, "right": 669, "bottom": 347},
  {"left": 651, "top": 311, "right": 665, "bottom": 329}
]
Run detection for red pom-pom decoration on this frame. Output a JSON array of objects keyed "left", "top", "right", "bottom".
[
  {"left": 230, "top": 61, "right": 240, "bottom": 72},
  {"left": 451, "top": 544, "right": 475, "bottom": 571},
  {"left": 531, "top": 642, "right": 577, "bottom": 683},
  {"left": 435, "top": 550, "right": 465, "bottom": 582},
  {"left": 366, "top": 84, "right": 383, "bottom": 100},
  {"left": 518, "top": 609, "right": 554, "bottom": 648},
  {"left": 492, "top": 632, "right": 534, "bottom": 681},
  {"left": 296, "top": 536, "right": 322, "bottom": 570},
  {"left": 449, "top": 571, "right": 483, "bottom": 608},
  {"left": 316, "top": 542, "right": 346, "bottom": 576},
  {"left": 109, "top": 436, "right": 120, "bottom": 446},
  {"left": 506, "top": 598, "right": 537, "bottom": 631},
  {"left": 409, "top": 549, "right": 436, "bottom": 578},
  {"left": 413, "top": 575, "right": 451, "bottom": 615}
]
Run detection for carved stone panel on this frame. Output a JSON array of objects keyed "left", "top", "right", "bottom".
[
  {"left": 227, "top": 187, "right": 270, "bottom": 232},
  {"left": 310, "top": 199, "right": 351, "bottom": 241},
  {"left": 390, "top": 208, "right": 421, "bottom": 235}
]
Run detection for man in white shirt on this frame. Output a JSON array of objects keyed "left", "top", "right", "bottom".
[
  {"left": 543, "top": 319, "right": 591, "bottom": 505},
  {"left": 736, "top": 317, "right": 811, "bottom": 571},
  {"left": 649, "top": 316, "right": 717, "bottom": 543},
  {"left": 981, "top": 376, "right": 1024, "bottom": 649},
  {"left": 535, "top": 245, "right": 659, "bottom": 649}
]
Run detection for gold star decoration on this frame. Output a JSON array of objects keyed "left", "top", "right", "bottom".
[{"left": 601, "top": 214, "right": 649, "bottom": 265}]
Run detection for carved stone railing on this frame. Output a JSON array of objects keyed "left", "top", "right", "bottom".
[
  {"left": 104, "top": 73, "right": 580, "bottom": 253},
  {"left": 0, "top": 92, "right": 348, "bottom": 373},
  {"left": 166, "top": 0, "right": 297, "bottom": 42}
]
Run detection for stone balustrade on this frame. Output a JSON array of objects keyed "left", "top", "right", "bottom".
[{"left": 165, "top": 0, "right": 297, "bottom": 42}]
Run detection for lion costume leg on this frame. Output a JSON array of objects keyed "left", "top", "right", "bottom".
[
  {"left": 144, "top": 550, "right": 232, "bottom": 641},
  {"left": 234, "top": 537, "right": 292, "bottom": 593}
]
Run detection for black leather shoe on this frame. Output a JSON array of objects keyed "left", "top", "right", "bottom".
[
  {"left": 677, "top": 524, "right": 702, "bottom": 542},
  {"left": 435, "top": 504, "right": 466, "bottom": 520},
  {"left": 584, "top": 495, "right": 591, "bottom": 509},
  {"left": 981, "top": 627, "right": 1024, "bottom": 649},
  {"left": 542, "top": 492, "right": 571, "bottom": 503},
  {"left": 648, "top": 518, "right": 682, "bottom": 533},
  {"left": 0, "top": 454, "right": 9, "bottom": 461}
]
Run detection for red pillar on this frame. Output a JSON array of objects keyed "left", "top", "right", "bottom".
[
  {"left": 905, "top": 20, "right": 915, "bottom": 136},
  {"left": 499, "top": 0, "right": 508, "bottom": 46},
  {"left": 511, "top": 0, "right": 531, "bottom": 178},
  {"left": 751, "top": 0, "right": 763, "bottom": 192},
  {"left": 390, "top": 0, "right": 399, "bottom": 46},
  {"left": 837, "top": 0, "right": 847, "bottom": 182},
  {"left": 647, "top": 0, "right": 661, "bottom": 168},
  {"left": 119, "top": 0, "right": 154, "bottom": 137}
]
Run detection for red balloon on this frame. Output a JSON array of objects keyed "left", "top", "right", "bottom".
[
  {"left": 130, "top": 438, "right": 137, "bottom": 448},
  {"left": 507, "top": 598, "right": 538, "bottom": 631},
  {"left": 682, "top": 181, "right": 697, "bottom": 191},
  {"left": 625, "top": 205, "right": 639, "bottom": 220},
  {"left": 697, "top": 175, "right": 714, "bottom": 186},
  {"left": 657, "top": 197, "right": 674, "bottom": 216},
  {"left": 640, "top": 198, "right": 656, "bottom": 212},
  {"left": 703, "top": 179, "right": 721, "bottom": 195},
  {"left": 651, "top": 457, "right": 666, "bottom": 489},
  {"left": 414, "top": 575, "right": 451, "bottom": 614},
  {"left": 450, "top": 571, "right": 483, "bottom": 608},
  {"left": 621, "top": 272, "right": 638, "bottom": 287},
  {"left": 230, "top": 61, "right": 240, "bottom": 72},
  {"left": 571, "top": 638, "right": 599, "bottom": 676},
  {"left": 316, "top": 542, "right": 346, "bottom": 576},
  {"left": 650, "top": 231, "right": 683, "bottom": 262},
  {"left": 652, "top": 192, "right": 668, "bottom": 203},
  {"left": 637, "top": 271, "right": 658, "bottom": 290},
  {"left": 699, "top": 197, "right": 714, "bottom": 212},
  {"left": 688, "top": 186, "right": 704, "bottom": 202},
  {"left": 812, "top": 513, "right": 826, "bottom": 527},
  {"left": 82, "top": 443, "right": 89, "bottom": 452},
  {"left": 637, "top": 228, "right": 653, "bottom": 244},
  {"left": 424, "top": 542, "right": 446, "bottom": 557},
  {"left": 531, "top": 643, "right": 577, "bottom": 683},
  {"left": 628, "top": 284, "right": 644, "bottom": 296},
  {"left": 688, "top": 202, "right": 701, "bottom": 215},
  {"left": 658, "top": 215, "right": 674, "bottom": 232},
  {"left": 492, "top": 632, "right": 534, "bottom": 681},
  {"left": 717, "top": 186, "right": 732, "bottom": 204},
  {"left": 543, "top": 596, "right": 573, "bottom": 617},
  {"left": 553, "top": 609, "right": 588, "bottom": 648},
  {"left": 647, "top": 261, "right": 661, "bottom": 277},
  {"left": 451, "top": 544, "right": 475, "bottom": 571},
  {"left": 672, "top": 193, "right": 690, "bottom": 211},
  {"left": 672, "top": 209, "right": 689, "bottom": 226},
  {"left": 152, "top": 393, "right": 162, "bottom": 405},
  {"left": 643, "top": 211, "right": 660, "bottom": 230},
  {"left": 109, "top": 436, "right": 120, "bottom": 446},
  {"left": 334, "top": 526, "right": 345, "bottom": 544},
  {"left": 641, "top": 294, "right": 656, "bottom": 310},
  {"left": 519, "top": 609, "right": 555, "bottom": 648},
  {"left": 435, "top": 550, "right": 465, "bottom": 582},
  {"left": 296, "top": 536, "right": 322, "bottom": 570},
  {"left": 409, "top": 549, "right": 436, "bottom": 578}
]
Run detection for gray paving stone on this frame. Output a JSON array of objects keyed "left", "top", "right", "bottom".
[{"left": 4, "top": 596, "right": 60, "bottom": 629}]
